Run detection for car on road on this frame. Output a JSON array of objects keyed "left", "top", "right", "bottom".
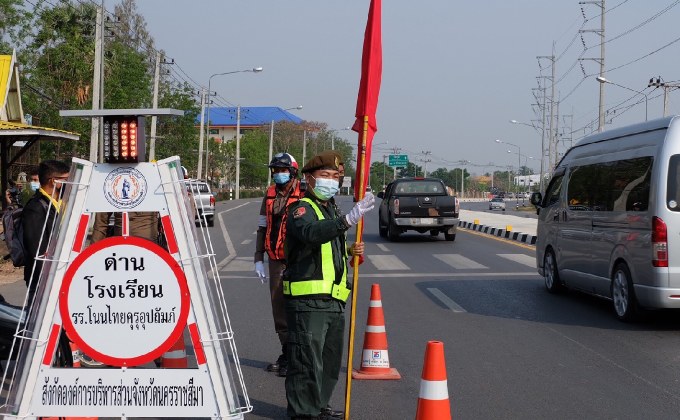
[
  {"left": 489, "top": 197, "right": 506, "bottom": 211},
  {"left": 188, "top": 180, "right": 215, "bottom": 227},
  {"left": 378, "top": 177, "right": 459, "bottom": 241}
]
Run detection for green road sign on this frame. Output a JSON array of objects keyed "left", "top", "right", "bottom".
[{"left": 388, "top": 154, "right": 409, "bottom": 167}]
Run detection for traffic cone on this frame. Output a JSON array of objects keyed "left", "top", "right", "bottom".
[
  {"left": 415, "top": 341, "right": 451, "bottom": 420},
  {"left": 160, "top": 336, "right": 188, "bottom": 368},
  {"left": 352, "top": 284, "right": 401, "bottom": 380}
]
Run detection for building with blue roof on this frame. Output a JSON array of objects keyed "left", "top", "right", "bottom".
[{"left": 200, "top": 106, "right": 303, "bottom": 143}]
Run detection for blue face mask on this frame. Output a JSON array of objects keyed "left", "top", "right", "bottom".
[
  {"left": 30, "top": 181, "right": 40, "bottom": 191},
  {"left": 312, "top": 176, "right": 339, "bottom": 200},
  {"left": 273, "top": 172, "right": 291, "bottom": 185}
]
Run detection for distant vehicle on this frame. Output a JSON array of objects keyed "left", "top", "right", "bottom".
[
  {"left": 366, "top": 185, "right": 373, "bottom": 194},
  {"left": 377, "top": 178, "right": 459, "bottom": 241},
  {"left": 187, "top": 180, "right": 215, "bottom": 227},
  {"left": 489, "top": 197, "right": 506, "bottom": 211},
  {"left": 532, "top": 117, "right": 678, "bottom": 321}
]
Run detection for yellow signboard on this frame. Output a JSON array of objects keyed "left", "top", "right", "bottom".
[{"left": 0, "top": 53, "right": 13, "bottom": 111}]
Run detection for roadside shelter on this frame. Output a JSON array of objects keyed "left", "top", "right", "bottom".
[{"left": 0, "top": 51, "right": 79, "bottom": 207}]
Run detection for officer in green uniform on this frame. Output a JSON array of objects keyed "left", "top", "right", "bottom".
[{"left": 283, "top": 151, "right": 375, "bottom": 420}]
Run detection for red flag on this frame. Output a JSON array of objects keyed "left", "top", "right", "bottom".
[{"left": 352, "top": 0, "right": 382, "bottom": 201}]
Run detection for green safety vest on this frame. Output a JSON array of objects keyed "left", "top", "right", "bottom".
[{"left": 283, "top": 198, "right": 351, "bottom": 302}]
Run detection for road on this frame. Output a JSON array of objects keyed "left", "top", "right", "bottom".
[{"left": 204, "top": 196, "right": 680, "bottom": 419}]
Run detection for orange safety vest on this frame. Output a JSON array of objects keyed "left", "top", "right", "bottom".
[{"left": 264, "top": 181, "right": 301, "bottom": 260}]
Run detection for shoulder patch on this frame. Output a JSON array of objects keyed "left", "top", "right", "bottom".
[{"left": 293, "top": 206, "right": 307, "bottom": 218}]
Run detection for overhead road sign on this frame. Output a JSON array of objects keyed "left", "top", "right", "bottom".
[{"left": 389, "top": 154, "right": 409, "bottom": 167}]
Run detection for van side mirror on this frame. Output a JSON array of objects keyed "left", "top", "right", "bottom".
[
  {"left": 530, "top": 192, "right": 542, "bottom": 207},
  {"left": 377, "top": 191, "right": 385, "bottom": 199}
]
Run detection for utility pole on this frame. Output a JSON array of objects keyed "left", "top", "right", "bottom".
[
  {"left": 89, "top": 3, "right": 104, "bottom": 162},
  {"left": 267, "top": 120, "right": 275, "bottom": 186},
  {"left": 648, "top": 76, "right": 680, "bottom": 117},
  {"left": 149, "top": 51, "right": 161, "bottom": 162},
  {"left": 302, "top": 130, "right": 307, "bottom": 167},
  {"left": 580, "top": 0, "right": 606, "bottom": 131},
  {"left": 235, "top": 105, "right": 241, "bottom": 199},
  {"left": 536, "top": 69, "right": 551, "bottom": 193},
  {"left": 420, "top": 151, "right": 431, "bottom": 177},
  {"left": 553, "top": 94, "right": 560, "bottom": 167},
  {"left": 197, "top": 89, "right": 206, "bottom": 180},
  {"left": 148, "top": 54, "right": 174, "bottom": 162}
]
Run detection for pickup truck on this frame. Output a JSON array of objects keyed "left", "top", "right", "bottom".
[
  {"left": 377, "top": 178, "right": 460, "bottom": 241},
  {"left": 187, "top": 180, "right": 215, "bottom": 227}
]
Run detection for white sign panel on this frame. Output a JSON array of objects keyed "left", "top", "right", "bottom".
[
  {"left": 86, "top": 162, "right": 172, "bottom": 212},
  {"left": 60, "top": 236, "right": 190, "bottom": 367},
  {"left": 342, "top": 176, "right": 352, "bottom": 188},
  {"left": 31, "top": 368, "right": 218, "bottom": 417}
]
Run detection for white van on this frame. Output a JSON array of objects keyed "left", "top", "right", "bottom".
[{"left": 531, "top": 117, "right": 680, "bottom": 321}]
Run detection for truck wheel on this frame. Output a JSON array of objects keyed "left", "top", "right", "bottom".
[
  {"left": 207, "top": 217, "right": 215, "bottom": 227},
  {"left": 379, "top": 225, "right": 387, "bottom": 238},
  {"left": 444, "top": 232, "right": 456, "bottom": 241},
  {"left": 387, "top": 219, "right": 400, "bottom": 241},
  {"left": 429, "top": 230, "right": 439, "bottom": 236}
]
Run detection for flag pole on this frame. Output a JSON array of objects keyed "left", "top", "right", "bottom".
[{"left": 344, "top": 114, "right": 369, "bottom": 419}]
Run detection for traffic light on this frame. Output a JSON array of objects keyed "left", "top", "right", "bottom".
[{"left": 102, "top": 116, "right": 146, "bottom": 163}]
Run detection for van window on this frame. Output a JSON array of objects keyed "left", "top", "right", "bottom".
[
  {"left": 543, "top": 175, "right": 563, "bottom": 207},
  {"left": 667, "top": 155, "right": 680, "bottom": 211},
  {"left": 604, "top": 157, "right": 652, "bottom": 212},
  {"left": 567, "top": 166, "right": 597, "bottom": 211},
  {"left": 568, "top": 157, "right": 652, "bottom": 212}
]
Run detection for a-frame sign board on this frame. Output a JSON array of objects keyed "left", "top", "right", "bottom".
[{"left": 0, "top": 156, "right": 251, "bottom": 419}]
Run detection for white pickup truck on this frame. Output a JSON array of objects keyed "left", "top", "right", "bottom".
[{"left": 188, "top": 180, "right": 215, "bottom": 227}]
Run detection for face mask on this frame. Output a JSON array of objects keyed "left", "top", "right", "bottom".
[
  {"left": 312, "top": 176, "right": 339, "bottom": 200},
  {"left": 30, "top": 181, "right": 39, "bottom": 191},
  {"left": 273, "top": 172, "right": 291, "bottom": 185}
]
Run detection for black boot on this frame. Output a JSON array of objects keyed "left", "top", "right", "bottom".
[
  {"left": 266, "top": 353, "right": 286, "bottom": 373},
  {"left": 320, "top": 406, "right": 343, "bottom": 419}
]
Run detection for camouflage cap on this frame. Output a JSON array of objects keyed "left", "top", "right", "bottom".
[{"left": 302, "top": 150, "right": 342, "bottom": 173}]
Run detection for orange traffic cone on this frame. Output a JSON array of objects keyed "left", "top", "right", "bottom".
[
  {"left": 160, "top": 336, "right": 188, "bottom": 368},
  {"left": 352, "top": 284, "right": 401, "bottom": 380},
  {"left": 415, "top": 341, "right": 451, "bottom": 420}
]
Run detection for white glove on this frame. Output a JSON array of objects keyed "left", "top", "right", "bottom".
[
  {"left": 345, "top": 192, "right": 375, "bottom": 226},
  {"left": 254, "top": 261, "right": 267, "bottom": 284}
]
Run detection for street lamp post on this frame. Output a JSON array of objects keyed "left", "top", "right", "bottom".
[
  {"left": 596, "top": 76, "right": 648, "bottom": 122},
  {"left": 267, "top": 105, "right": 303, "bottom": 185},
  {"left": 203, "top": 67, "right": 263, "bottom": 182},
  {"left": 496, "top": 139, "right": 521, "bottom": 206}
]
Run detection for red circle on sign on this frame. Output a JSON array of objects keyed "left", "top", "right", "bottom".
[{"left": 60, "top": 236, "right": 190, "bottom": 367}]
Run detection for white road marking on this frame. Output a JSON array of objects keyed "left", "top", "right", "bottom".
[
  {"left": 376, "top": 243, "right": 390, "bottom": 252},
  {"left": 367, "top": 255, "right": 409, "bottom": 270},
  {"left": 222, "top": 257, "right": 254, "bottom": 272},
  {"left": 216, "top": 202, "right": 251, "bottom": 269},
  {"left": 427, "top": 288, "right": 467, "bottom": 313},
  {"left": 497, "top": 253, "right": 536, "bottom": 267},
  {"left": 434, "top": 254, "right": 488, "bottom": 270},
  {"left": 241, "top": 239, "right": 252, "bottom": 245}
]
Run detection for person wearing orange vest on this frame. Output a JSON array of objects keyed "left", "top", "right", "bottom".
[{"left": 254, "top": 152, "right": 302, "bottom": 377}]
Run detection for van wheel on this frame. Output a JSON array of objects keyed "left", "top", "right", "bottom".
[
  {"left": 611, "top": 263, "right": 637, "bottom": 322},
  {"left": 544, "top": 249, "right": 563, "bottom": 293}
]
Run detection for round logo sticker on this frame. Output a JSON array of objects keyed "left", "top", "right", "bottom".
[{"left": 103, "top": 167, "right": 148, "bottom": 209}]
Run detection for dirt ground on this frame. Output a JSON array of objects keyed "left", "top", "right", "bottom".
[
  {"left": 0, "top": 239, "right": 23, "bottom": 285},
  {"left": 0, "top": 228, "right": 24, "bottom": 285}
]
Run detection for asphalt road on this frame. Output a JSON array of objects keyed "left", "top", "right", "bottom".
[{"left": 210, "top": 196, "right": 680, "bottom": 419}]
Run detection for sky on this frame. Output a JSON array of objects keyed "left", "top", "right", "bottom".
[{"left": 126, "top": 0, "right": 680, "bottom": 176}]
